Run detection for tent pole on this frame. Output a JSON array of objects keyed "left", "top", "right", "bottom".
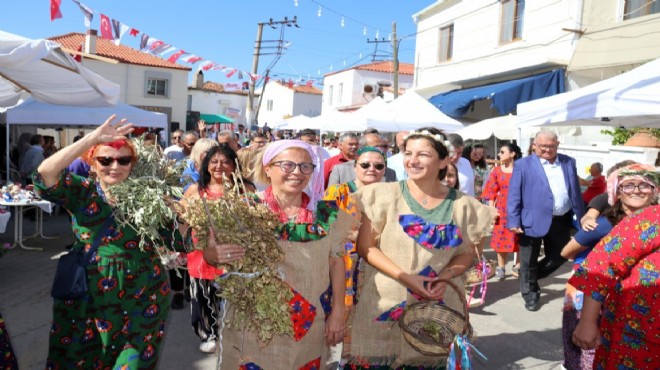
[{"left": 5, "top": 122, "right": 9, "bottom": 183}]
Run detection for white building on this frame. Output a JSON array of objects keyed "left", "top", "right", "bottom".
[
  {"left": 257, "top": 80, "right": 322, "bottom": 127},
  {"left": 52, "top": 30, "right": 190, "bottom": 128},
  {"left": 187, "top": 71, "right": 250, "bottom": 129},
  {"left": 322, "top": 61, "right": 414, "bottom": 113}
]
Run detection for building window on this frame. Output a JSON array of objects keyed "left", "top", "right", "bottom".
[
  {"left": 500, "top": 0, "right": 525, "bottom": 44},
  {"left": 338, "top": 83, "right": 344, "bottom": 105},
  {"left": 328, "top": 85, "right": 334, "bottom": 105},
  {"left": 266, "top": 100, "right": 274, "bottom": 111},
  {"left": 624, "top": 0, "right": 660, "bottom": 20},
  {"left": 147, "top": 78, "right": 168, "bottom": 97},
  {"left": 438, "top": 24, "right": 454, "bottom": 62}
]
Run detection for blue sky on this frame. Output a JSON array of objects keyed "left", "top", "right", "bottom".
[{"left": 2, "top": 1, "right": 429, "bottom": 86}]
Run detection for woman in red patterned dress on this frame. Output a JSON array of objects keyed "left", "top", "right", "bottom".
[
  {"left": 570, "top": 204, "right": 660, "bottom": 370},
  {"left": 481, "top": 143, "right": 522, "bottom": 280}
]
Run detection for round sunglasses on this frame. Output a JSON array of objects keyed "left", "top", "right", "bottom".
[
  {"left": 270, "top": 160, "right": 316, "bottom": 175},
  {"left": 95, "top": 156, "right": 133, "bottom": 167},
  {"left": 357, "top": 162, "right": 385, "bottom": 170}
]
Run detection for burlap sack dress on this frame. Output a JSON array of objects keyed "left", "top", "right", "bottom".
[
  {"left": 219, "top": 201, "right": 355, "bottom": 370},
  {"left": 347, "top": 182, "right": 495, "bottom": 368}
]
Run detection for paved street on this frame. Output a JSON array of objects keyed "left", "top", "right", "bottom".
[{"left": 1, "top": 211, "right": 568, "bottom": 369}]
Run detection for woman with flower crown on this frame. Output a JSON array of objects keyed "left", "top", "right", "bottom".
[{"left": 346, "top": 127, "right": 496, "bottom": 369}]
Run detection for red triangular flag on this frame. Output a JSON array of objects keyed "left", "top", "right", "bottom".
[
  {"left": 167, "top": 50, "right": 187, "bottom": 64},
  {"left": 129, "top": 28, "right": 139, "bottom": 37},
  {"left": 74, "top": 43, "right": 83, "bottom": 62},
  {"left": 99, "top": 14, "right": 114, "bottom": 40},
  {"left": 50, "top": 0, "right": 63, "bottom": 21},
  {"left": 226, "top": 69, "right": 237, "bottom": 78}
]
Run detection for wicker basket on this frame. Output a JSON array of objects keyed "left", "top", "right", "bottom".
[
  {"left": 465, "top": 259, "right": 496, "bottom": 287},
  {"left": 398, "top": 279, "right": 473, "bottom": 356}
]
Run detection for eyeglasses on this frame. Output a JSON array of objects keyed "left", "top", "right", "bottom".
[
  {"left": 619, "top": 183, "right": 656, "bottom": 194},
  {"left": 358, "top": 162, "right": 386, "bottom": 170},
  {"left": 96, "top": 156, "right": 133, "bottom": 167},
  {"left": 377, "top": 144, "right": 389, "bottom": 150},
  {"left": 270, "top": 160, "right": 316, "bottom": 175},
  {"left": 537, "top": 144, "right": 558, "bottom": 150},
  {"left": 172, "top": 136, "right": 181, "bottom": 140}
]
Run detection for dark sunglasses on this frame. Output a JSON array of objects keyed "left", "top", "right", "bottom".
[
  {"left": 96, "top": 156, "right": 133, "bottom": 166},
  {"left": 270, "top": 160, "right": 316, "bottom": 175},
  {"left": 358, "top": 162, "right": 385, "bottom": 170},
  {"left": 172, "top": 136, "right": 181, "bottom": 140}
]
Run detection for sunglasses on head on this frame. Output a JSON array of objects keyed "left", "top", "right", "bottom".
[
  {"left": 358, "top": 162, "right": 385, "bottom": 170},
  {"left": 96, "top": 156, "right": 133, "bottom": 166}
]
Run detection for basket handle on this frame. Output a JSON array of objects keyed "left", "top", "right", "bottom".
[{"left": 437, "top": 278, "right": 470, "bottom": 336}]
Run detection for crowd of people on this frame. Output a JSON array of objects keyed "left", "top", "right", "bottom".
[{"left": 1, "top": 116, "right": 658, "bottom": 370}]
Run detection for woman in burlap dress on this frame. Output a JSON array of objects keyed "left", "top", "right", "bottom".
[
  {"left": 347, "top": 128, "right": 496, "bottom": 369},
  {"left": 203, "top": 140, "right": 354, "bottom": 370}
]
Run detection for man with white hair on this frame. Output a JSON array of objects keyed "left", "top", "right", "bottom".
[
  {"left": 507, "top": 130, "right": 585, "bottom": 311},
  {"left": 447, "top": 133, "right": 475, "bottom": 196}
]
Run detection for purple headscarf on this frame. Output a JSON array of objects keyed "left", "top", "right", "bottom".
[{"left": 262, "top": 140, "right": 323, "bottom": 211}]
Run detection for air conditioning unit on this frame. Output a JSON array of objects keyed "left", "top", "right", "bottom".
[{"left": 362, "top": 83, "right": 378, "bottom": 95}]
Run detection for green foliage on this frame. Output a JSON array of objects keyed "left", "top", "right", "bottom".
[
  {"left": 601, "top": 127, "right": 660, "bottom": 145},
  {"left": 106, "top": 136, "right": 185, "bottom": 263}
]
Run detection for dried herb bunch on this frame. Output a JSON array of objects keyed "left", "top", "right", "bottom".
[
  {"left": 106, "top": 136, "right": 185, "bottom": 263},
  {"left": 182, "top": 177, "right": 294, "bottom": 342}
]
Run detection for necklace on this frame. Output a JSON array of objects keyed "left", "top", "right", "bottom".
[{"left": 263, "top": 186, "right": 314, "bottom": 224}]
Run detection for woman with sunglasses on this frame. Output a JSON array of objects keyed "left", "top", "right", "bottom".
[
  {"left": 482, "top": 143, "right": 522, "bottom": 280},
  {"left": 347, "top": 128, "right": 495, "bottom": 368},
  {"left": 203, "top": 140, "right": 353, "bottom": 369},
  {"left": 322, "top": 146, "right": 387, "bottom": 361},
  {"left": 33, "top": 115, "right": 183, "bottom": 369},
  {"left": 560, "top": 164, "right": 659, "bottom": 370}
]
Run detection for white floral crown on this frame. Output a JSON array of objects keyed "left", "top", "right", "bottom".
[{"left": 404, "top": 130, "right": 454, "bottom": 153}]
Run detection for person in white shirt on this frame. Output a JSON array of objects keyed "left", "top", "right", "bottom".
[
  {"left": 163, "top": 130, "right": 185, "bottom": 161},
  {"left": 447, "top": 134, "right": 475, "bottom": 196},
  {"left": 386, "top": 131, "right": 409, "bottom": 181}
]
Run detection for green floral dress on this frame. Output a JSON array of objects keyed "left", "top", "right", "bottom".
[{"left": 34, "top": 172, "right": 182, "bottom": 370}]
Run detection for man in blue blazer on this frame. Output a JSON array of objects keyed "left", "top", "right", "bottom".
[{"left": 507, "top": 130, "right": 585, "bottom": 311}]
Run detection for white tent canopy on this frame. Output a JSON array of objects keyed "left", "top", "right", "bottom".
[
  {"left": 3, "top": 98, "right": 167, "bottom": 128},
  {"left": 517, "top": 58, "right": 660, "bottom": 128},
  {"left": 367, "top": 91, "right": 464, "bottom": 133},
  {"left": 270, "top": 114, "right": 311, "bottom": 130},
  {"left": 458, "top": 115, "right": 518, "bottom": 140},
  {"left": 0, "top": 30, "right": 119, "bottom": 108}
]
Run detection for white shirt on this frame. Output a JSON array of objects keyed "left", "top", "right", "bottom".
[
  {"left": 387, "top": 152, "right": 406, "bottom": 180},
  {"left": 540, "top": 157, "right": 571, "bottom": 216},
  {"left": 456, "top": 157, "right": 475, "bottom": 196},
  {"left": 327, "top": 148, "right": 340, "bottom": 157}
]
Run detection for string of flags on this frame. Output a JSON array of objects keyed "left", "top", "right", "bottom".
[{"left": 50, "top": 0, "right": 267, "bottom": 82}]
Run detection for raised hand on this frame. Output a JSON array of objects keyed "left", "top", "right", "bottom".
[{"left": 94, "top": 114, "right": 134, "bottom": 144}]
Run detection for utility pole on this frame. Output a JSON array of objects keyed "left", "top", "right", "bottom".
[
  {"left": 392, "top": 21, "right": 399, "bottom": 99},
  {"left": 246, "top": 17, "right": 298, "bottom": 126},
  {"left": 366, "top": 37, "right": 390, "bottom": 62}
]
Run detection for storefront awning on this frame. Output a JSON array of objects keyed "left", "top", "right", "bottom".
[
  {"left": 429, "top": 69, "right": 565, "bottom": 118},
  {"left": 200, "top": 113, "right": 233, "bottom": 124}
]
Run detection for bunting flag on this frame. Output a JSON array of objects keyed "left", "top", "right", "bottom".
[
  {"left": 237, "top": 71, "right": 244, "bottom": 80},
  {"left": 151, "top": 43, "right": 172, "bottom": 54},
  {"left": 111, "top": 19, "right": 121, "bottom": 41},
  {"left": 248, "top": 73, "right": 259, "bottom": 81},
  {"left": 148, "top": 39, "right": 164, "bottom": 51},
  {"left": 74, "top": 43, "right": 83, "bottom": 62},
  {"left": 115, "top": 24, "right": 130, "bottom": 45},
  {"left": 50, "top": 0, "right": 63, "bottom": 21},
  {"left": 181, "top": 54, "right": 202, "bottom": 64},
  {"left": 157, "top": 46, "right": 176, "bottom": 56},
  {"left": 72, "top": 0, "right": 93, "bottom": 27},
  {"left": 211, "top": 64, "right": 227, "bottom": 71},
  {"left": 200, "top": 61, "right": 216, "bottom": 71},
  {"left": 167, "top": 50, "right": 188, "bottom": 64},
  {"left": 99, "top": 14, "right": 114, "bottom": 40},
  {"left": 225, "top": 69, "right": 237, "bottom": 78},
  {"left": 140, "top": 34, "right": 149, "bottom": 50},
  {"left": 306, "top": 80, "right": 313, "bottom": 87},
  {"left": 129, "top": 28, "right": 140, "bottom": 37}
]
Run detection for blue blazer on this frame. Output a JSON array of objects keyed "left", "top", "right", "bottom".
[{"left": 507, "top": 153, "right": 585, "bottom": 237}]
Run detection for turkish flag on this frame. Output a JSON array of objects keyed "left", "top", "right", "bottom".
[
  {"left": 129, "top": 28, "right": 140, "bottom": 37},
  {"left": 99, "top": 14, "right": 114, "bottom": 40},
  {"left": 225, "top": 69, "right": 237, "bottom": 78},
  {"left": 181, "top": 55, "right": 202, "bottom": 64},
  {"left": 167, "top": 50, "right": 187, "bottom": 64},
  {"left": 50, "top": 0, "right": 62, "bottom": 21}
]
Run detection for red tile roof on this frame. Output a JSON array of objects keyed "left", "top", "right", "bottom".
[
  {"left": 49, "top": 32, "right": 191, "bottom": 71},
  {"left": 202, "top": 81, "right": 224, "bottom": 93},
  {"left": 272, "top": 80, "right": 322, "bottom": 95},
  {"left": 325, "top": 60, "right": 414, "bottom": 77}
]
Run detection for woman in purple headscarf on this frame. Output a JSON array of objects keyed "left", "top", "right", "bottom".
[{"left": 203, "top": 140, "right": 354, "bottom": 370}]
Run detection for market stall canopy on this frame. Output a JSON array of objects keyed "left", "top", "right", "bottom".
[
  {"left": 457, "top": 115, "right": 518, "bottom": 140},
  {"left": 2, "top": 98, "right": 167, "bottom": 128},
  {"left": 429, "top": 69, "right": 565, "bottom": 118},
  {"left": 367, "top": 91, "right": 464, "bottom": 133},
  {"left": 200, "top": 113, "right": 233, "bottom": 124},
  {"left": 0, "top": 30, "right": 119, "bottom": 108},
  {"left": 517, "top": 58, "right": 660, "bottom": 128},
  {"left": 271, "top": 114, "right": 311, "bottom": 130}
]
